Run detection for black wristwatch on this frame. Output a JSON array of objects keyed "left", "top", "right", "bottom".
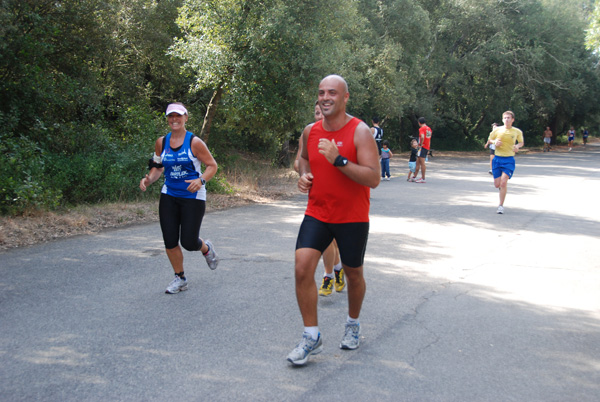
[
  {"left": 333, "top": 155, "right": 348, "bottom": 167},
  {"left": 200, "top": 178, "right": 206, "bottom": 185}
]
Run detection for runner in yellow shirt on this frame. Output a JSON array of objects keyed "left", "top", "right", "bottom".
[{"left": 487, "top": 111, "right": 524, "bottom": 214}]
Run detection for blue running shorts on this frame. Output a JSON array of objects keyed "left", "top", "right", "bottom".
[{"left": 492, "top": 156, "right": 515, "bottom": 179}]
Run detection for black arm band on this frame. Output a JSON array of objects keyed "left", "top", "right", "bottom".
[{"left": 148, "top": 159, "right": 164, "bottom": 170}]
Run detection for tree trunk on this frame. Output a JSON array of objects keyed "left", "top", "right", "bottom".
[
  {"left": 278, "top": 137, "right": 291, "bottom": 167},
  {"left": 469, "top": 112, "right": 487, "bottom": 139},
  {"left": 200, "top": 81, "right": 225, "bottom": 144}
]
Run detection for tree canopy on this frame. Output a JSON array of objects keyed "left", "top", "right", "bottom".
[{"left": 1, "top": 0, "right": 599, "bottom": 214}]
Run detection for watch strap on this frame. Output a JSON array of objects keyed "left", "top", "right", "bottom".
[{"left": 334, "top": 155, "right": 348, "bottom": 167}]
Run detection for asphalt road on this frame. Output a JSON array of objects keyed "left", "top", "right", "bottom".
[{"left": 1, "top": 145, "right": 599, "bottom": 401}]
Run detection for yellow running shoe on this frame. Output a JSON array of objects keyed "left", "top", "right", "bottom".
[
  {"left": 334, "top": 269, "right": 345, "bottom": 292},
  {"left": 318, "top": 276, "right": 333, "bottom": 296}
]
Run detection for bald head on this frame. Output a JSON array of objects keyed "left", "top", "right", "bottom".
[
  {"left": 317, "top": 74, "right": 350, "bottom": 124},
  {"left": 320, "top": 75, "right": 349, "bottom": 94}
]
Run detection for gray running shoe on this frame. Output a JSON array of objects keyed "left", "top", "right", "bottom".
[
  {"left": 287, "top": 332, "right": 323, "bottom": 365},
  {"left": 165, "top": 275, "right": 188, "bottom": 294},
  {"left": 340, "top": 323, "right": 360, "bottom": 350},
  {"left": 204, "top": 240, "right": 219, "bottom": 270}
]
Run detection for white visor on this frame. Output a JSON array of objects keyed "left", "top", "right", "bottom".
[{"left": 165, "top": 104, "right": 187, "bottom": 116}]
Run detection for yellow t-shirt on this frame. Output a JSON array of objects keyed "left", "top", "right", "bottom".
[{"left": 489, "top": 127, "right": 524, "bottom": 157}]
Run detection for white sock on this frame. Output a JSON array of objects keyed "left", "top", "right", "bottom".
[
  {"left": 347, "top": 316, "right": 359, "bottom": 325},
  {"left": 324, "top": 273, "right": 334, "bottom": 279},
  {"left": 304, "top": 326, "right": 319, "bottom": 340},
  {"left": 334, "top": 263, "right": 342, "bottom": 272}
]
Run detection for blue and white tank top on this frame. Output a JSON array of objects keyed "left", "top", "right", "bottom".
[
  {"left": 161, "top": 131, "right": 206, "bottom": 200},
  {"left": 373, "top": 127, "right": 383, "bottom": 142}
]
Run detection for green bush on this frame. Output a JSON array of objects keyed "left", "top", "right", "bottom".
[
  {"left": 0, "top": 130, "right": 62, "bottom": 215},
  {"left": 555, "top": 135, "right": 568, "bottom": 145}
]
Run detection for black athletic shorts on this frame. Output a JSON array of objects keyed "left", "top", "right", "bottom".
[
  {"left": 159, "top": 193, "right": 205, "bottom": 251},
  {"left": 295, "top": 215, "right": 369, "bottom": 268},
  {"left": 418, "top": 147, "right": 429, "bottom": 158}
]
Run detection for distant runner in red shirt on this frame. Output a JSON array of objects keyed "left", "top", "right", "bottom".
[{"left": 414, "top": 117, "right": 432, "bottom": 183}]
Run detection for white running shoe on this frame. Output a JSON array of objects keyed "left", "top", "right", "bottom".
[
  {"left": 497, "top": 206, "right": 504, "bottom": 214},
  {"left": 165, "top": 275, "right": 188, "bottom": 294},
  {"left": 340, "top": 323, "right": 360, "bottom": 350},
  {"left": 287, "top": 332, "right": 323, "bottom": 365},
  {"left": 204, "top": 240, "right": 219, "bottom": 270}
]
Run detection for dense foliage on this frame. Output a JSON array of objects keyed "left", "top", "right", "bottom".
[{"left": 1, "top": 0, "right": 599, "bottom": 214}]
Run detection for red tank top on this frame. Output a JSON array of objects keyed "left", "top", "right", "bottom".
[
  {"left": 419, "top": 125, "right": 432, "bottom": 150},
  {"left": 305, "top": 117, "right": 370, "bottom": 223}
]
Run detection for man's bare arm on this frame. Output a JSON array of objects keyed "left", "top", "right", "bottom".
[{"left": 297, "top": 124, "right": 314, "bottom": 193}]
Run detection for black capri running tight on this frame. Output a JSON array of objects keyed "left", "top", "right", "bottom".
[{"left": 159, "top": 193, "right": 205, "bottom": 250}]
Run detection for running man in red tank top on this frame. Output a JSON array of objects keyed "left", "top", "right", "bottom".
[{"left": 287, "top": 75, "right": 381, "bottom": 365}]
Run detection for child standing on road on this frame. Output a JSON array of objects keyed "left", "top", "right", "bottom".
[
  {"left": 407, "top": 139, "right": 418, "bottom": 181},
  {"left": 381, "top": 140, "right": 393, "bottom": 180}
]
